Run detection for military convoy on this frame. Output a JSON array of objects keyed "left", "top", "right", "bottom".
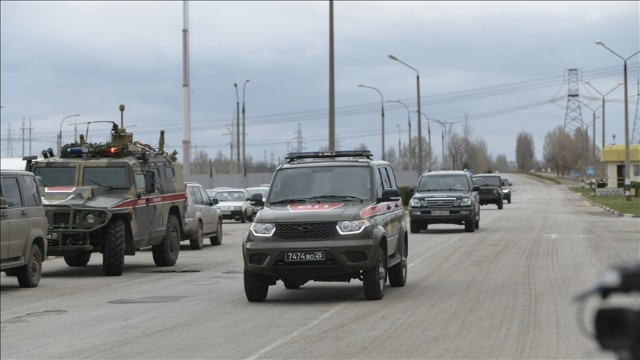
[{"left": 25, "top": 105, "right": 187, "bottom": 276}]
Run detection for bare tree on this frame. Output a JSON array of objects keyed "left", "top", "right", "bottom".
[
  {"left": 515, "top": 131, "right": 535, "bottom": 172},
  {"left": 543, "top": 125, "right": 574, "bottom": 177}
]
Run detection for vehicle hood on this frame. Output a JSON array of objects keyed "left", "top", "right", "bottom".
[
  {"left": 256, "top": 201, "right": 385, "bottom": 222},
  {"left": 41, "top": 186, "right": 130, "bottom": 208},
  {"left": 217, "top": 201, "right": 246, "bottom": 207},
  {"left": 412, "top": 190, "right": 471, "bottom": 199}
]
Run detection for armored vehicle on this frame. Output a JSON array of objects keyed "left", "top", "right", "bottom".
[
  {"left": 409, "top": 170, "right": 480, "bottom": 233},
  {"left": 25, "top": 105, "right": 186, "bottom": 276},
  {"left": 243, "top": 150, "right": 408, "bottom": 302}
]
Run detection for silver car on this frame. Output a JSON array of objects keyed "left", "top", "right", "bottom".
[
  {"left": 1, "top": 169, "right": 48, "bottom": 287},
  {"left": 184, "top": 182, "right": 223, "bottom": 249},
  {"left": 213, "top": 189, "right": 255, "bottom": 223}
]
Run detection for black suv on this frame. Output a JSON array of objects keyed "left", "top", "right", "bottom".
[
  {"left": 409, "top": 170, "right": 480, "bottom": 233},
  {"left": 243, "top": 150, "right": 408, "bottom": 302},
  {"left": 472, "top": 174, "right": 504, "bottom": 209}
]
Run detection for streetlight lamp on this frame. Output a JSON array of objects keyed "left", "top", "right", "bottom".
[
  {"left": 387, "top": 99, "right": 411, "bottom": 151},
  {"left": 357, "top": 84, "right": 385, "bottom": 160},
  {"left": 242, "top": 79, "right": 250, "bottom": 184},
  {"left": 595, "top": 40, "right": 640, "bottom": 200},
  {"left": 584, "top": 80, "right": 623, "bottom": 176},
  {"left": 389, "top": 54, "right": 422, "bottom": 174},
  {"left": 58, "top": 114, "right": 80, "bottom": 155}
]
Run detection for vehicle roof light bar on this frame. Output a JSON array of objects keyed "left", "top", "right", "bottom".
[{"left": 285, "top": 150, "right": 373, "bottom": 163}]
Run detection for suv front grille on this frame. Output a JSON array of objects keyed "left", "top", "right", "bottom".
[
  {"left": 52, "top": 212, "right": 72, "bottom": 226},
  {"left": 274, "top": 222, "right": 339, "bottom": 241},
  {"left": 426, "top": 198, "right": 455, "bottom": 207}
]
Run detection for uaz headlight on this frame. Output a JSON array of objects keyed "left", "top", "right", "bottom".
[
  {"left": 250, "top": 223, "right": 275, "bottom": 236},
  {"left": 337, "top": 220, "right": 369, "bottom": 234}
]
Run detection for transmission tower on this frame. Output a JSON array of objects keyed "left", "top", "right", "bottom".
[
  {"left": 293, "top": 123, "right": 305, "bottom": 152},
  {"left": 3, "top": 122, "right": 15, "bottom": 157},
  {"left": 564, "top": 69, "right": 583, "bottom": 133},
  {"left": 632, "top": 76, "right": 639, "bottom": 144}
]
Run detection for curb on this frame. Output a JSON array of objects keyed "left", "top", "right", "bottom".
[{"left": 580, "top": 195, "right": 640, "bottom": 218}]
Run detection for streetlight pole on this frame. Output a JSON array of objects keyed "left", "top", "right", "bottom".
[
  {"left": 242, "top": 79, "right": 250, "bottom": 184},
  {"left": 58, "top": 114, "right": 80, "bottom": 155},
  {"left": 389, "top": 54, "right": 422, "bottom": 174},
  {"left": 584, "top": 81, "right": 623, "bottom": 177},
  {"left": 396, "top": 124, "right": 401, "bottom": 155},
  {"left": 415, "top": 111, "right": 432, "bottom": 169},
  {"left": 581, "top": 100, "right": 602, "bottom": 177},
  {"left": 234, "top": 83, "right": 240, "bottom": 172},
  {"left": 387, "top": 100, "right": 411, "bottom": 151},
  {"left": 595, "top": 40, "right": 640, "bottom": 201},
  {"left": 357, "top": 84, "right": 385, "bottom": 160}
]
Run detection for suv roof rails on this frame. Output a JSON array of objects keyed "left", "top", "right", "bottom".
[{"left": 285, "top": 150, "right": 373, "bottom": 163}]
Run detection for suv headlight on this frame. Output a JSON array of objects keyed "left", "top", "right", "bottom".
[
  {"left": 250, "top": 223, "right": 275, "bottom": 236},
  {"left": 337, "top": 220, "right": 369, "bottom": 234},
  {"left": 409, "top": 198, "right": 424, "bottom": 207},
  {"left": 460, "top": 197, "right": 472, "bottom": 206}
]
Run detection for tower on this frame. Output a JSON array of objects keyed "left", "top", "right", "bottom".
[{"left": 564, "top": 69, "right": 583, "bottom": 133}]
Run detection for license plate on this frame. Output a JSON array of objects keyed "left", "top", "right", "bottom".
[
  {"left": 285, "top": 251, "right": 325, "bottom": 262},
  {"left": 47, "top": 233, "right": 59, "bottom": 239},
  {"left": 432, "top": 211, "right": 449, "bottom": 216},
  {"left": 220, "top": 210, "right": 231, "bottom": 215}
]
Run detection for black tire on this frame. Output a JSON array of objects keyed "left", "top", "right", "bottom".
[
  {"left": 210, "top": 219, "right": 223, "bottom": 246},
  {"left": 240, "top": 211, "right": 247, "bottom": 223},
  {"left": 410, "top": 220, "right": 421, "bottom": 234},
  {"left": 153, "top": 214, "right": 181, "bottom": 267},
  {"left": 244, "top": 269, "right": 269, "bottom": 302},
  {"left": 388, "top": 241, "right": 407, "bottom": 287},
  {"left": 16, "top": 244, "right": 42, "bottom": 288},
  {"left": 64, "top": 253, "right": 91, "bottom": 267},
  {"left": 103, "top": 219, "right": 125, "bottom": 276},
  {"left": 497, "top": 200, "right": 504, "bottom": 210},
  {"left": 363, "top": 248, "right": 385, "bottom": 300},
  {"left": 464, "top": 219, "right": 476, "bottom": 232},
  {"left": 189, "top": 222, "right": 204, "bottom": 250},
  {"left": 475, "top": 211, "right": 480, "bottom": 230}
]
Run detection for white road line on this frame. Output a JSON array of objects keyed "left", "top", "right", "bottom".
[{"left": 245, "top": 304, "right": 347, "bottom": 360}]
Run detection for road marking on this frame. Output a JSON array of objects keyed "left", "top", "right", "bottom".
[{"left": 245, "top": 304, "right": 346, "bottom": 360}]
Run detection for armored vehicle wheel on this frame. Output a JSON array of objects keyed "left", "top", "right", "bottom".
[
  {"left": 363, "top": 248, "right": 385, "bottom": 300},
  {"left": 388, "top": 241, "right": 407, "bottom": 287},
  {"left": 244, "top": 269, "right": 269, "bottom": 302},
  {"left": 189, "top": 222, "right": 204, "bottom": 250},
  {"left": 210, "top": 220, "right": 223, "bottom": 246},
  {"left": 16, "top": 244, "right": 42, "bottom": 288},
  {"left": 103, "top": 219, "right": 125, "bottom": 276},
  {"left": 153, "top": 214, "right": 180, "bottom": 267},
  {"left": 64, "top": 253, "right": 91, "bottom": 267}
]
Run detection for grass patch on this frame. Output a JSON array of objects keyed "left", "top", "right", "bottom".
[{"left": 570, "top": 187, "right": 640, "bottom": 216}]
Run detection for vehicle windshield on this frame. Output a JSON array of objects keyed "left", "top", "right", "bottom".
[
  {"left": 33, "top": 167, "right": 76, "bottom": 186},
  {"left": 473, "top": 176, "right": 501, "bottom": 186},
  {"left": 269, "top": 166, "right": 372, "bottom": 203},
  {"left": 214, "top": 191, "right": 247, "bottom": 202},
  {"left": 417, "top": 175, "right": 469, "bottom": 192}
]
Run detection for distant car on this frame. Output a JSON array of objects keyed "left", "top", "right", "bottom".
[
  {"left": 472, "top": 174, "right": 504, "bottom": 209},
  {"left": 246, "top": 186, "right": 269, "bottom": 211},
  {"left": 1, "top": 169, "right": 48, "bottom": 288},
  {"left": 184, "top": 182, "right": 223, "bottom": 249},
  {"left": 206, "top": 187, "right": 231, "bottom": 201},
  {"left": 409, "top": 170, "right": 480, "bottom": 233},
  {"left": 213, "top": 189, "right": 255, "bottom": 223},
  {"left": 500, "top": 178, "right": 512, "bottom": 203}
]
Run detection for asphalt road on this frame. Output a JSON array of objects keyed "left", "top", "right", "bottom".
[{"left": 2, "top": 173, "right": 638, "bottom": 359}]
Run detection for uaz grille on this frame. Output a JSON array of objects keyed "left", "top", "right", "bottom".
[
  {"left": 52, "top": 212, "right": 72, "bottom": 226},
  {"left": 274, "top": 222, "right": 338, "bottom": 240},
  {"left": 426, "top": 198, "right": 455, "bottom": 207}
]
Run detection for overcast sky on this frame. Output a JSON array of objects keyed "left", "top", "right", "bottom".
[{"left": 1, "top": 1, "right": 638, "bottom": 167}]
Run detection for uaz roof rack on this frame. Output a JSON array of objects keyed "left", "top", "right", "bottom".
[{"left": 285, "top": 150, "right": 373, "bottom": 163}]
